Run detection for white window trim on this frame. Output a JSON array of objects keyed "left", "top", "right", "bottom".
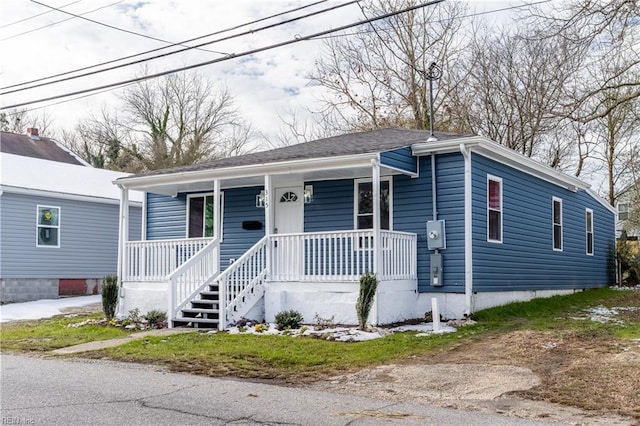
[
  {"left": 586, "top": 208, "right": 594, "bottom": 256},
  {"left": 353, "top": 176, "right": 393, "bottom": 231},
  {"left": 186, "top": 192, "right": 224, "bottom": 241},
  {"left": 36, "top": 205, "right": 60, "bottom": 248},
  {"left": 552, "top": 196, "right": 563, "bottom": 252},
  {"left": 617, "top": 202, "right": 629, "bottom": 221},
  {"left": 487, "top": 175, "right": 503, "bottom": 244}
]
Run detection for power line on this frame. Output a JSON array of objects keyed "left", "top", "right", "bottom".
[
  {"left": 0, "top": 0, "right": 83, "bottom": 29},
  {"left": 29, "top": 0, "right": 224, "bottom": 55},
  {"left": 0, "top": 0, "right": 124, "bottom": 42},
  {"left": 1, "top": 0, "right": 358, "bottom": 96},
  {"left": 1, "top": 0, "right": 328, "bottom": 91},
  {"left": 312, "top": 0, "right": 554, "bottom": 40},
  {"left": 0, "top": 0, "right": 445, "bottom": 111}
]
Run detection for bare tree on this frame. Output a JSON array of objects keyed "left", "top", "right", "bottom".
[
  {"left": 446, "top": 25, "right": 584, "bottom": 160},
  {"left": 0, "top": 108, "right": 56, "bottom": 136},
  {"left": 526, "top": 0, "right": 640, "bottom": 123},
  {"left": 70, "top": 71, "right": 254, "bottom": 172},
  {"left": 309, "top": 0, "right": 470, "bottom": 133}
]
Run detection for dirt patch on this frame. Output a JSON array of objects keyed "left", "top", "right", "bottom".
[
  {"left": 59, "top": 302, "right": 102, "bottom": 316},
  {"left": 311, "top": 330, "right": 640, "bottom": 425}
]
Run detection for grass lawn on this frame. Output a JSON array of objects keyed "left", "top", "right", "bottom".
[
  {"left": 0, "top": 313, "right": 134, "bottom": 351},
  {"left": 1, "top": 287, "right": 639, "bottom": 417}
]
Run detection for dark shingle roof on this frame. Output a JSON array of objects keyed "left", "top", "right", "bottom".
[
  {"left": 0, "top": 131, "right": 85, "bottom": 166},
  {"left": 133, "top": 128, "right": 467, "bottom": 178}
]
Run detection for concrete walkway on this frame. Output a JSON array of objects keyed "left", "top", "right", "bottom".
[{"left": 52, "top": 328, "right": 195, "bottom": 354}]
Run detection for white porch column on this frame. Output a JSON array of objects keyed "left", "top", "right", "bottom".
[
  {"left": 264, "top": 175, "right": 273, "bottom": 279},
  {"left": 372, "top": 158, "right": 381, "bottom": 326},
  {"left": 116, "top": 186, "right": 129, "bottom": 318}
]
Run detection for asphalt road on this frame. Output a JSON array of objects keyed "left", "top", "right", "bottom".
[{"left": 0, "top": 354, "right": 556, "bottom": 426}]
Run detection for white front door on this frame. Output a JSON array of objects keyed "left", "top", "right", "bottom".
[
  {"left": 273, "top": 186, "right": 304, "bottom": 279},
  {"left": 274, "top": 186, "right": 303, "bottom": 234}
]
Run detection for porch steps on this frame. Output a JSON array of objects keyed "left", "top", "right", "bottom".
[{"left": 173, "top": 284, "right": 220, "bottom": 329}]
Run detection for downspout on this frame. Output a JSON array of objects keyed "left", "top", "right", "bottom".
[
  {"left": 459, "top": 144, "right": 473, "bottom": 317},
  {"left": 372, "top": 157, "right": 381, "bottom": 325},
  {"left": 116, "top": 185, "right": 129, "bottom": 318}
]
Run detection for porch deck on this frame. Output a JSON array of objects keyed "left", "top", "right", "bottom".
[{"left": 122, "top": 230, "right": 417, "bottom": 328}]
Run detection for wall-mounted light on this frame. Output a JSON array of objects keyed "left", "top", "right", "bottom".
[
  {"left": 256, "top": 190, "right": 266, "bottom": 208},
  {"left": 304, "top": 185, "right": 314, "bottom": 204}
]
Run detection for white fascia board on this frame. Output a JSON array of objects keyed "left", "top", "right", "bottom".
[
  {"left": 413, "top": 136, "right": 589, "bottom": 192},
  {"left": 114, "top": 153, "right": 377, "bottom": 191},
  {"left": 0, "top": 185, "right": 143, "bottom": 207},
  {"left": 586, "top": 188, "right": 617, "bottom": 214}
]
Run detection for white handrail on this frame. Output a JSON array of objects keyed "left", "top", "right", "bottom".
[
  {"left": 125, "top": 237, "right": 214, "bottom": 281},
  {"left": 217, "top": 235, "right": 269, "bottom": 329},
  {"left": 167, "top": 238, "right": 220, "bottom": 326}
]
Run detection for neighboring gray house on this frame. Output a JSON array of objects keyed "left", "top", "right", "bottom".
[
  {"left": 113, "top": 128, "right": 616, "bottom": 329},
  {"left": 0, "top": 129, "right": 143, "bottom": 302}
]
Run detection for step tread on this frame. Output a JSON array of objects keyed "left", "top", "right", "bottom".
[
  {"left": 182, "top": 308, "right": 219, "bottom": 314},
  {"left": 174, "top": 318, "right": 219, "bottom": 324}
]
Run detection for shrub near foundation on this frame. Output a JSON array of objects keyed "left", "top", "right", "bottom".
[
  {"left": 101, "top": 275, "right": 118, "bottom": 321},
  {"left": 356, "top": 273, "right": 377, "bottom": 330}
]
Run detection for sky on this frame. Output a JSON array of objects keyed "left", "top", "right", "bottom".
[{"left": 0, "top": 0, "right": 521, "bottom": 145}]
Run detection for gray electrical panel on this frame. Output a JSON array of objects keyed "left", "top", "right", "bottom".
[
  {"left": 426, "top": 220, "right": 446, "bottom": 250},
  {"left": 430, "top": 253, "right": 443, "bottom": 287}
]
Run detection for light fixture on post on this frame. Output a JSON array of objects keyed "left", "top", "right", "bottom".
[
  {"left": 304, "top": 185, "right": 314, "bottom": 204},
  {"left": 256, "top": 190, "right": 266, "bottom": 208}
]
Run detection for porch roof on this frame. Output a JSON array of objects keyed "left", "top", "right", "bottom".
[{"left": 114, "top": 128, "right": 465, "bottom": 194}]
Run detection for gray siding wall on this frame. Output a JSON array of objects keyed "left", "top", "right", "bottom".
[
  {"left": 395, "top": 153, "right": 466, "bottom": 292},
  {"left": 0, "top": 192, "right": 141, "bottom": 279},
  {"left": 471, "top": 153, "right": 615, "bottom": 291}
]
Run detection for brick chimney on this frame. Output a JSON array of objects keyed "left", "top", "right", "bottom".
[{"left": 26, "top": 128, "right": 40, "bottom": 140}]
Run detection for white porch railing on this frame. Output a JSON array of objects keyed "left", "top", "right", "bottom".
[
  {"left": 217, "top": 235, "right": 269, "bottom": 328},
  {"left": 271, "top": 230, "right": 417, "bottom": 282},
  {"left": 124, "top": 237, "right": 214, "bottom": 282},
  {"left": 167, "top": 238, "right": 220, "bottom": 323}
]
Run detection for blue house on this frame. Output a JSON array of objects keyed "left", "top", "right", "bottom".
[
  {"left": 0, "top": 129, "right": 143, "bottom": 302},
  {"left": 113, "top": 128, "right": 616, "bottom": 328}
]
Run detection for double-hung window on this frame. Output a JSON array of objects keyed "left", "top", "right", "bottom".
[
  {"left": 552, "top": 197, "right": 563, "bottom": 251},
  {"left": 37, "top": 205, "right": 60, "bottom": 247},
  {"left": 355, "top": 178, "right": 391, "bottom": 230},
  {"left": 187, "top": 193, "right": 222, "bottom": 238},
  {"left": 487, "top": 176, "right": 502, "bottom": 243},
  {"left": 618, "top": 203, "right": 629, "bottom": 221},
  {"left": 586, "top": 208, "right": 594, "bottom": 255}
]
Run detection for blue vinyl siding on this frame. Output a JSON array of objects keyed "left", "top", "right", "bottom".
[
  {"left": 304, "top": 179, "right": 354, "bottom": 232},
  {"left": 220, "top": 187, "right": 265, "bottom": 269},
  {"left": 395, "top": 153, "right": 465, "bottom": 292},
  {"left": 0, "top": 192, "right": 141, "bottom": 279},
  {"left": 471, "top": 153, "right": 615, "bottom": 290},
  {"left": 380, "top": 147, "right": 417, "bottom": 174},
  {"left": 146, "top": 188, "right": 265, "bottom": 270},
  {"left": 146, "top": 193, "right": 187, "bottom": 240}
]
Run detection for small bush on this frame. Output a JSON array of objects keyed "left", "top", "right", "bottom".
[
  {"left": 144, "top": 310, "right": 168, "bottom": 329},
  {"left": 101, "top": 275, "right": 119, "bottom": 321},
  {"left": 275, "top": 310, "right": 303, "bottom": 330},
  {"left": 356, "top": 273, "right": 378, "bottom": 330}
]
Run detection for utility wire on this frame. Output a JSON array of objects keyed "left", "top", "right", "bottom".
[
  {"left": 0, "top": 0, "right": 124, "bottom": 42},
  {"left": 312, "top": 0, "right": 554, "bottom": 40},
  {"left": 1, "top": 0, "right": 358, "bottom": 96},
  {"left": 1, "top": 0, "right": 328, "bottom": 91},
  {"left": 0, "top": 0, "right": 445, "bottom": 111},
  {"left": 0, "top": 0, "right": 83, "bottom": 29},
  {"left": 30, "top": 0, "right": 224, "bottom": 55}
]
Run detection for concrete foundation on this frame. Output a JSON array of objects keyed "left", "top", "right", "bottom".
[{"left": 0, "top": 278, "right": 102, "bottom": 303}]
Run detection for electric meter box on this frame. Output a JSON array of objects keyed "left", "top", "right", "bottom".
[{"left": 426, "top": 220, "right": 446, "bottom": 250}]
